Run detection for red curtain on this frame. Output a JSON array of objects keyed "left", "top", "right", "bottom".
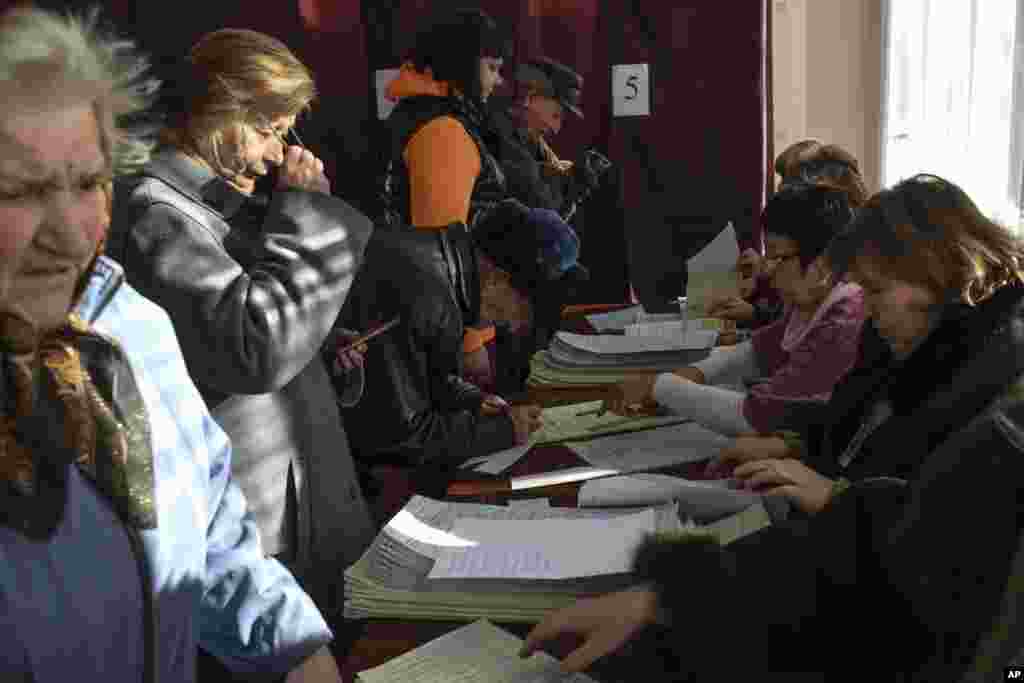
[{"left": 83, "top": 0, "right": 769, "bottom": 305}]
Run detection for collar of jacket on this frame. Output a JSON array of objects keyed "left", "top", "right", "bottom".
[
  {"left": 827, "top": 283, "right": 1024, "bottom": 476},
  {"left": 142, "top": 148, "right": 250, "bottom": 221}
]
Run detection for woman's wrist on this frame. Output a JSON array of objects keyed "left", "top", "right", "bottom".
[{"left": 769, "top": 430, "right": 805, "bottom": 460}]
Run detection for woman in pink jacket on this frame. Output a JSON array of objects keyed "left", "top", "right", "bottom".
[{"left": 607, "top": 183, "right": 865, "bottom": 436}]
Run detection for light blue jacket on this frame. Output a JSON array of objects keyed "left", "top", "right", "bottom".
[{"left": 87, "top": 273, "right": 332, "bottom": 678}]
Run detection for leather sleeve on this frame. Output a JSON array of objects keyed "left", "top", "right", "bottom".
[{"left": 115, "top": 186, "right": 372, "bottom": 396}]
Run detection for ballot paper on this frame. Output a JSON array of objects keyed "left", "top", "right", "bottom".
[
  {"left": 356, "top": 619, "right": 597, "bottom": 683},
  {"left": 578, "top": 473, "right": 757, "bottom": 521},
  {"left": 702, "top": 499, "right": 772, "bottom": 545},
  {"left": 345, "top": 497, "right": 682, "bottom": 622},
  {"left": 686, "top": 222, "right": 741, "bottom": 317},
  {"left": 571, "top": 421, "right": 730, "bottom": 471},
  {"left": 428, "top": 508, "right": 656, "bottom": 580}
]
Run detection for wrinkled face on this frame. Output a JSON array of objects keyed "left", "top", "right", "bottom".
[
  {"left": 853, "top": 263, "right": 941, "bottom": 359},
  {"left": 523, "top": 93, "right": 564, "bottom": 137},
  {"left": 478, "top": 57, "right": 504, "bottom": 102},
  {"left": 763, "top": 234, "right": 827, "bottom": 310},
  {"left": 0, "top": 103, "right": 110, "bottom": 333},
  {"left": 226, "top": 113, "right": 295, "bottom": 194}
]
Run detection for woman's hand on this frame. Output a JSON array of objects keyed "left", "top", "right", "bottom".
[
  {"left": 732, "top": 458, "right": 836, "bottom": 515},
  {"left": 706, "top": 435, "right": 790, "bottom": 477},
  {"left": 520, "top": 587, "right": 659, "bottom": 673},
  {"left": 277, "top": 145, "right": 331, "bottom": 195},
  {"left": 506, "top": 403, "right": 543, "bottom": 445},
  {"left": 463, "top": 345, "right": 493, "bottom": 389},
  {"left": 601, "top": 374, "right": 659, "bottom": 416},
  {"left": 285, "top": 646, "right": 343, "bottom": 683},
  {"left": 706, "top": 296, "right": 755, "bottom": 322}
]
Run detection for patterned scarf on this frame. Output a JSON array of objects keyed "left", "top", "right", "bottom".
[{"left": 0, "top": 262, "right": 157, "bottom": 538}]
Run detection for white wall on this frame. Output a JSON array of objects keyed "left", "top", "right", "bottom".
[{"left": 772, "top": 0, "right": 884, "bottom": 191}]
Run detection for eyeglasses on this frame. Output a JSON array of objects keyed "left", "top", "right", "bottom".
[
  {"left": 763, "top": 252, "right": 801, "bottom": 268},
  {"left": 215, "top": 73, "right": 306, "bottom": 148}
]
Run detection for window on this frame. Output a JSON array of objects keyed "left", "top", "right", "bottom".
[{"left": 882, "top": 0, "right": 1024, "bottom": 230}]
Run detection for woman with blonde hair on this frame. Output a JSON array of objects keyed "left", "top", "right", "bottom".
[
  {"left": 108, "top": 27, "right": 376, "bottom": 618},
  {"left": 524, "top": 175, "right": 1024, "bottom": 680},
  {"left": 0, "top": 6, "right": 342, "bottom": 681}
]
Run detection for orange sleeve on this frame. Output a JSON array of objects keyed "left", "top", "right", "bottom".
[
  {"left": 462, "top": 325, "right": 496, "bottom": 354},
  {"left": 404, "top": 116, "right": 481, "bottom": 228}
]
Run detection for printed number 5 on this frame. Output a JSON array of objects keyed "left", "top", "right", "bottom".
[{"left": 625, "top": 74, "right": 639, "bottom": 100}]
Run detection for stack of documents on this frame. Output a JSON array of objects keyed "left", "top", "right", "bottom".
[
  {"left": 528, "top": 328, "right": 717, "bottom": 387},
  {"left": 344, "top": 495, "right": 684, "bottom": 623},
  {"left": 356, "top": 619, "right": 597, "bottom": 682}
]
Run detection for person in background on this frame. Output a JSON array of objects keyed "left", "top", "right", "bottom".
[
  {"left": 107, "top": 27, "right": 375, "bottom": 616},
  {"left": 710, "top": 139, "right": 870, "bottom": 327},
  {"left": 603, "top": 184, "right": 864, "bottom": 437},
  {"left": 0, "top": 6, "right": 342, "bottom": 680},
  {"left": 337, "top": 203, "right": 543, "bottom": 500},
  {"left": 487, "top": 56, "right": 610, "bottom": 229},
  {"left": 487, "top": 55, "right": 610, "bottom": 343},
  {"left": 522, "top": 174, "right": 1024, "bottom": 680},
  {"left": 379, "top": 8, "right": 582, "bottom": 388}
]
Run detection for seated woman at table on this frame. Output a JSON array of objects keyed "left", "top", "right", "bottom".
[
  {"left": 711, "top": 139, "right": 870, "bottom": 328},
  {"left": 605, "top": 183, "right": 865, "bottom": 436},
  {"left": 521, "top": 174, "right": 1024, "bottom": 680}
]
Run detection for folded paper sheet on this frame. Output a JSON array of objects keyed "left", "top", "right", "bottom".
[{"left": 356, "top": 619, "right": 597, "bottom": 683}]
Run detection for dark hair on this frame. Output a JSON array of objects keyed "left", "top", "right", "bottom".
[
  {"left": 762, "top": 183, "right": 854, "bottom": 269},
  {"left": 775, "top": 139, "right": 869, "bottom": 208},
  {"left": 408, "top": 7, "right": 511, "bottom": 102},
  {"left": 827, "top": 174, "right": 1024, "bottom": 306}
]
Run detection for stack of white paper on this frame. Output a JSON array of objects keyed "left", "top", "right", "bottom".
[{"left": 343, "top": 496, "right": 683, "bottom": 623}]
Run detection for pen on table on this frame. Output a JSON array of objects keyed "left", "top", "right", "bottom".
[{"left": 337, "top": 317, "right": 401, "bottom": 354}]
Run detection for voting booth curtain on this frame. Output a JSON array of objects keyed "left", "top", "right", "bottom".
[{"left": 87, "top": 0, "right": 770, "bottom": 306}]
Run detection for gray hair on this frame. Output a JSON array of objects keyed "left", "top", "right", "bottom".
[{"left": 0, "top": 5, "right": 158, "bottom": 175}]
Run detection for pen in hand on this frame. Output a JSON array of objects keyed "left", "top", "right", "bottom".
[{"left": 337, "top": 317, "right": 401, "bottom": 354}]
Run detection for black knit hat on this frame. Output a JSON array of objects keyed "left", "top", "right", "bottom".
[{"left": 514, "top": 56, "right": 584, "bottom": 118}]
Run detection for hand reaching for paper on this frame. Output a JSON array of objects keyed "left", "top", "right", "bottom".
[
  {"left": 600, "top": 374, "right": 660, "bottom": 417},
  {"left": 520, "top": 586, "right": 659, "bottom": 673},
  {"left": 705, "top": 435, "right": 790, "bottom": 478}
]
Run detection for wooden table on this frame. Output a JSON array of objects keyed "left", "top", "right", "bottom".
[{"left": 337, "top": 304, "right": 717, "bottom": 681}]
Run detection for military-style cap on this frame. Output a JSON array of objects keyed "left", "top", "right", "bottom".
[{"left": 514, "top": 56, "right": 584, "bottom": 118}]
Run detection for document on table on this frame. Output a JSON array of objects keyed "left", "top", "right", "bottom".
[
  {"left": 427, "top": 508, "right": 656, "bottom": 580},
  {"left": 585, "top": 305, "right": 642, "bottom": 331},
  {"left": 557, "top": 330, "right": 719, "bottom": 354},
  {"left": 579, "top": 473, "right": 755, "bottom": 510},
  {"left": 356, "top": 619, "right": 597, "bottom": 683},
  {"left": 571, "top": 421, "right": 731, "bottom": 471},
  {"left": 703, "top": 499, "right": 772, "bottom": 545},
  {"left": 381, "top": 495, "right": 561, "bottom": 561}
]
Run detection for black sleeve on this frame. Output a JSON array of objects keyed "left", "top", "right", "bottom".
[{"left": 115, "top": 187, "right": 372, "bottom": 394}]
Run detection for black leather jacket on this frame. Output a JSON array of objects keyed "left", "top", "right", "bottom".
[{"left": 337, "top": 223, "right": 515, "bottom": 468}]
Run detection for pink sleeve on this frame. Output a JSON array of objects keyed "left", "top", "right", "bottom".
[
  {"left": 743, "top": 315, "right": 866, "bottom": 432},
  {"left": 750, "top": 313, "right": 788, "bottom": 376}
]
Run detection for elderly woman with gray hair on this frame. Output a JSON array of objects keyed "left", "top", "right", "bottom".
[
  {"left": 0, "top": 6, "right": 344, "bottom": 682},
  {"left": 107, "top": 24, "right": 376, "bottom": 620}
]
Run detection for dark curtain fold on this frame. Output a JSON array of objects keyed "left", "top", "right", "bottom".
[{"left": 72, "top": 0, "right": 769, "bottom": 306}]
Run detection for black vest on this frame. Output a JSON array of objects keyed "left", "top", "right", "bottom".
[{"left": 380, "top": 94, "right": 506, "bottom": 230}]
